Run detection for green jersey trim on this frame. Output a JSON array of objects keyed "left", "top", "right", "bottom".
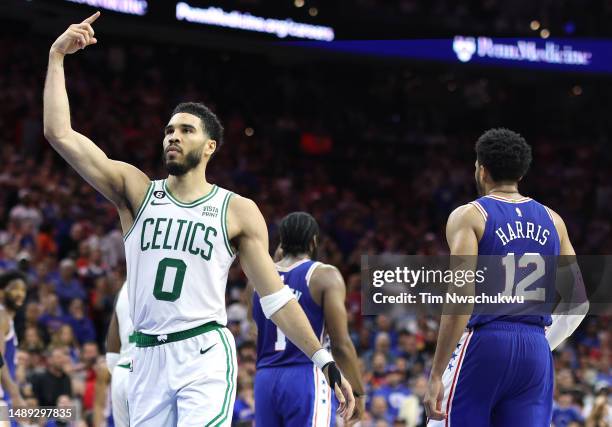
[
  {"left": 132, "top": 321, "right": 223, "bottom": 347},
  {"left": 163, "top": 180, "right": 218, "bottom": 208},
  {"left": 205, "top": 329, "right": 235, "bottom": 426},
  {"left": 123, "top": 182, "right": 154, "bottom": 241},
  {"left": 221, "top": 192, "right": 235, "bottom": 257}
]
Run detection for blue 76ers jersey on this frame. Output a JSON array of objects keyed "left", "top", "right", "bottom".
[
  {"left": 253, "top": 259, "right": 325, "bottom": 369},
  {"left": 467, "top": 195, "right": 560, "bottom": 328}
]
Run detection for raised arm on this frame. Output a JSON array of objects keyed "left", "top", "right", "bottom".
[
  {"left": 44, "top": 12, "right": 149, "bottom": 224},
  {"left": 227, "top": 196, "right": 355, "bottom": 420}
]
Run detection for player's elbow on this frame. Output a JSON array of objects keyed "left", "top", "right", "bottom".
[
  {"left": 43, "top": 126, "right": 70, "bottom": 144},
  {"left": 330, "top": 337, "right": 355, "bottom": 357}
]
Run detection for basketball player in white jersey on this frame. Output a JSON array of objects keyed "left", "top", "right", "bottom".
[
  {"left": 44, "top": 12, "right": 354, "bottom": 427},
  {"left": 105, "top": 283, "right": 134, "bottom": 427}
]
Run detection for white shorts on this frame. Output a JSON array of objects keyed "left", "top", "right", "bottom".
[
  {"left": 112, "top": 363, "right": 130, "bottom": 427},
  {"left": 428, "top": 331, "right": 472, "bottom": 427},
  {"left": 128, "top": 326, "right": 237, "bottom": 427}
]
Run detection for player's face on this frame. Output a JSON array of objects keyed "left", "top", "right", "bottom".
[
  {"left": 5, "top": 279, "right": 26, "bottom": 311},
  {"left": 163, "top": 113, "right": 216, "bottom": 176}
]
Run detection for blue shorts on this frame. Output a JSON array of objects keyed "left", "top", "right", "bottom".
[
  {"left": 255, "top": 364, "right": 337, "bottom": 427},
  {"left": 428, "top": 322, "right": 553, "bottom": 427}
]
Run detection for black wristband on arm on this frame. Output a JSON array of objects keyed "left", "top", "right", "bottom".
[{"left": 322, "top": 361, "right": 342, "bottom": 390}]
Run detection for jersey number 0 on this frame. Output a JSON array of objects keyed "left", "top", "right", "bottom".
[{"left": 153, "top": 257, "right": 187, "bottom": 301}]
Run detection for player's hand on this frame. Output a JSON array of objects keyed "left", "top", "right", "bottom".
[
  {"left": 323, "top": 362, "right": 355, "bottom": 421},
  {"left": 347, "top": 395, "right": 365, "bottom": 425},
  {"left": 50, "top": 12, "right": 100, "bottom": 56},
  {"left": 424, "top": 375, "right": 446, "bottom": 421}
]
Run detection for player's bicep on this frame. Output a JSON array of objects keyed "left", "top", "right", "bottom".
[
  {"left": 50, "top": 130, "right": 148, "bottom": 207},
  {"left": 446, "top": 205, "right": 480, "bottom": 256},
  {"left": 230, "top": 197, "right": 283, "bottom": 296},
  {"left": 317, "top": 268, "right": 350, "bottom": 343},
  {"left": 549, "top": 209, "right": 576, "bottom": 256}
]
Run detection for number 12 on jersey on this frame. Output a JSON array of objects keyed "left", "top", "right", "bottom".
[{"left": 501, "top": 253, "right": 545, "bottom": 301}]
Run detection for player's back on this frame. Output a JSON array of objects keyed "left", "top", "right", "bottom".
[
  {"left": 253, "top": 259, "right": 324, "bottom": 368},
  {"left": 253, "top": 258, "right": 336, "bottom": 426},
  {"left": 468, "top": 194, "right": 560, "bottom": 327}
]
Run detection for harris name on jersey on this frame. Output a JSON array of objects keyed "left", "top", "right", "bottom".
[{"left": 494, "top": 219, "right": 551, "bottom": 246}]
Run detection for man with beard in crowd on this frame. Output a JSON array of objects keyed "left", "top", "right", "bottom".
[{"left": 0, "top": 270, "right": 27, "bottom": 420}]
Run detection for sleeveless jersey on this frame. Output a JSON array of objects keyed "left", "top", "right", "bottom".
[
  {"left": 115, "top": 283, "right": 135, "bottom": 365},
  {"left": 253, "top": 259, "right": 325, "bottom": 368},
  {"left": 124, "top": 179, "right": 236, "bottom": 334},
  {"left": 468, "top": 195, "right": 560, "bottom": 328}
]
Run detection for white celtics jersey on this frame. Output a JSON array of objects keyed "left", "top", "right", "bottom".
[
  {"left": 115, "top": 283, "right": 135, "bottom": 364},
  {"left": 124, "top": 179, "right": 236, "bottom": 335}
]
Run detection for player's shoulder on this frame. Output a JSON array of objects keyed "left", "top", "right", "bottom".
[
  {"left": 225, "top": 193, "right": 265, "bottom": 238},
  {"left": 448, "top": 203, "right": 485, "bottom": 225},
  {"left": 309, "top": 262, "right": 344, "bottom": 290},
  {"left": 541, "top": 204, "right": 563, "bottom": 223},
  {"left": 226, "top": 194, "right": 259, "bottom": 223},
  {"left": 446, "top": 203, "right": 486, "bottom": 240},
  {"left": 540, "top": 204, "right": 568, "bottom": 236},
  {"left": 226, "top": 192, "right": 252, "bottom": 211}
]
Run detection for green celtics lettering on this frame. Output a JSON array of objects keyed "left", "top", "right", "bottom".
[{"left": 140, "top": 217, "right": 217, "bottom": 260}]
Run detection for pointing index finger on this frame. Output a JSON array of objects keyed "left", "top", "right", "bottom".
[{"left": 82, "top": 11, "right": 101, "bottom": 24}]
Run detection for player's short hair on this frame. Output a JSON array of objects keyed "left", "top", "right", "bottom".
[
  {"left": 0, "top": 270, "right": 26, "bottom": 290},
  {"left": 279, "top": 212, "right": 320, "bottom": 257},
  {"left": 475, "top": 128, "right": 532, "bottom": 182},
  {"left": 172, "top": 102, "right": 225, "bottom": 153}
]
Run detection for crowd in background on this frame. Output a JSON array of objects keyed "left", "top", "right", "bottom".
[{"left": 0, "top": 23, "right": 610, "bottom": 427}]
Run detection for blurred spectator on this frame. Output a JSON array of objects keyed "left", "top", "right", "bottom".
[
  {"left": 370, "top": 395, "right": 394, "bottom": 425},
  {"left": 38, "top": 294, "right": 66, "bottom": 338},
  {"left": 233, "top": 374, "right": 256, "bottom": 425},
  {"left": 30, "top": 347, "right": 72, "bottom": 407},
  {"left": 53, "top": 260, "right": 86, "bottom": 309},
  {"left": 373, "top": 366, "right": 412, "bottom": 421},
  {"left": 398, "top": 376, "right": 428, "bottom": 427},
  {"left": 65, "top": 298, "right": 96, "bottom": 345},
  {"left": 553, "top": 392, "right": 585, "bottom": 427},
  {"left": 585, "top": 394, "right": 610, "bottom": 427},
  {"left": 50, "top": 324, "right": 80, "bottom": 364}
]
